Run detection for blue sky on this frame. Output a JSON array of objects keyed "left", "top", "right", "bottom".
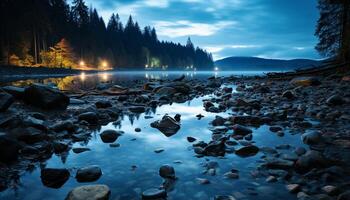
[{"left": 82, "top": 0, "right": 320, "bottom": 60}]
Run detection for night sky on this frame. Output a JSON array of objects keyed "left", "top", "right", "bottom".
[{"left": 81, "top": 0, "right": 320, "bottom": 60}]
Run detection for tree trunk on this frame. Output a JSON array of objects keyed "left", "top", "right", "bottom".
[{"left": 33, "top": 28, "right": 38, "bottom": 64}]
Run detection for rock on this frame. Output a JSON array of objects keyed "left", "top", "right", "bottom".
[
  {"left": 1, "top": 86, "right": 25, "bottom": 99},
  {"left": 235, "top": 145, "right": 259, "bottom": 157},
  {"left": 0, "top": 134, "right": 20, "bottom": 162},
  {"left": 187, "top": 136, "right": 196, "bottom": 142},
  {"left": 214, "top": 195, "right": 236, "bottom": 200},
  {"left": 266, "top": 176, "right": 277, "bottom": 183},
  {"left": 142, "top": 188, "right": 167, "bottom": 200},
  {"left": 212, "top": 116, "right": 226, "bottom": 126},
  {"left": 0, "top": 92, "right": 14, "bottom": 112},
  {"left": 40, "top": 168, "right": 70, "bottom": 188},
  {"left": 135, "top": 128, "right": 141, "bottom": 132},
  {"left": 66, "top": 185, "right": 110, "bottom": 200},
  {"left": 296, "top": 150, "right": 326, "bottom": 172},
  {"left": 322, "top": 185, "right": 338, "bottom": 195},
  {"left": 282, "top": 90, "right": 295, "bottom": 99},
  {"left": 159, "top": 164, "right": 176, "bottom": 179},
  {"left": 100, "top": 130, "right": 122, "bottom": 143},
  {"left": 95, "top": 100, "right": 112, "bottom": 108},
  {"left": 72, "top": 147, "right": 90, "bottom": 154},
  {"left": 338, "top": 191, "right": 350, "bottom": 200},
  {"left": 196, "top": 178, "right": 210, "bottom": 184},
  {"left": 286, "top": 184, "right": 300, "bottom": 193},
  {"left": 294, "top": 147, "right": 306, "bottom": 156},
  {"left": 53, "top": 141, "right": 69, "bottom": 153},
  {"left": 326, "top": 95, "right": 345, "bottom": 106},
  {"left": 302, "top": 131, "right": 322, "bottom": 145},
  {"left": 222, "top": 87, "right": 233, "bottom": 93},
  {"left": 151, "top": 115, "right": 180, "bottom": 137},
  {"left": 224, "top": 172, "right": 239, "bottom": 179},
  {"left": 232, "top": 124, "right": 252, "bottom": 135},
  {"left": 76, "top": 165, "right": 102, "bottom": 182},
  {"left": 155, "top": 87, "right": 177, "bottom": 97},
  {"left": 23, "top": 84, "right": 69, "bottom": 110},
  {"left": 51, "top": 120, "right": 76, "bottom": 133},
  {"left": 174, "top": 114, "right": 181, "bottom": 122},
  {"left": 154, "top": 148, "right": 164, "bottom": 153},
  {"left": 15, "top": 127, "right": 46, "bottom": 144},
  {"left": 109, "top": 143, "right": 120, "bottom": 148},
  {"left": 78, "top": 112, "right": 98, "bottom": 125},
  {"left": 129, "top": 106, "right": 146, "bottom": 113},
  {"left": 264, "top": 158, "right": 295, "bottom": 169},
  {"left": 70, "top": 98, "right": 85, "bottom": 105},
  {"left": 290, "top": 77, "right": 321, "bottom": 86},
  {"left": 204, "top": 140, "right": 226, "bottom": 156},
  {"left": 269, "top": 126, "right": 283, "bottom": 132}
]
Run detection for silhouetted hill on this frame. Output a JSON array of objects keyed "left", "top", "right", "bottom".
[{"left": 214, "top": 56, "right": 322, "bottom": 71}]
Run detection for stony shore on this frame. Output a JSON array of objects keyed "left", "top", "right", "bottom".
[{"left": 0, "top": 72, "right": 350, "bottom": 200}]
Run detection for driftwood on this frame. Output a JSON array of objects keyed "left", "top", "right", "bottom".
[{"left": 267, "top": 61, "right": 349, "bottom": 79}]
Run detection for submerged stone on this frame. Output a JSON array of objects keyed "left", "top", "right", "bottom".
[{"left": 66, "top": 185, "right": 110, "bottom": 200}]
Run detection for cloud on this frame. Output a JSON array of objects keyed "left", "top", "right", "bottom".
[{"left": 154, "top": 20, "right": 236, "bottom": 37}]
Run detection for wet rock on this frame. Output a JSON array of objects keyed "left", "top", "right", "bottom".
[
  {"left": 95, "top": 100, "right": 112, "bottom": 108},
  {"left": 326, "top": 95, "right": 345, "bottom": 106},
  {"left": 302, "top": 131, "right": 322, "bottom": 145},
  {"left": 24, "top": 84, "right": 69, "bottom": 110},
  {"left": 0, "top": 92, "right": 14, "bottom": 112},
  {"left": 15, "top": 127, "right": 46, "bottom": 144},
  {"left": 159, "top": 164, "right": 176, "bottom": 179},
  {"left": 134, "top": 95, "right": 150, "bottom": 103},
  {"left": 78, "top": 112, "right": 98, "bottom": 125},
  {"left": 66, "top": 185, "right": 110, "bottom": 200},
  {"left": 154, "top": 148, "right": 164, "bottom": 153},
  {"left": 187, "top": 136, "right": 196, "bottom": 143},
  {"left": 151, "top": 115, "right": 180, "bottom": 137},
  {"left": 53, "top": 141, "right": 69, "bottom": 153},
  {"left": 224, "top": 172, "right": 239, "bottom": 179},
  {"left": 269, "top": 126, "right": 283, "bottom": 133},
  {"left": 338, "top": 191, "right": 350, "bottom": 200},
  {"left": 155, "top": 87, "right": 177, "bottom": 97},
  {"left": 142, "top": 188, "right": 167, "bottom": 200},
  {"left": 129, "top": 106, "right": 146, "bottom": 113},
  {"left": 204, "top": 140, "right": 226, "bottom": 156},
  {"left": 296, "top": 150, "right": 326, "bottom": 172},
  {"left": 174, "top": 114, "right": 181, "bottom": 122},
  {"left": 282, "top": 90, "right": 295, "bottom": 99},
  {"left": 222, "top": 87, "right": 233, "bottom": 93},
  {"left": 51, "top": 120, "right": 76, "bottom": 133},
  {"left": 294, "top": 147, "right": 306, "bottom": 156},
  {"left": 214, "top": 195, "right": 236, "bottom": 200},
  {"left": 212, "top": 116, "right": 226, "bottom": 126},
  {"left": 286, "top": 184, "right": 300, "bottom": 193},
  {"left": 72, "top": 147, "right": 90, "bottom": 154},
  {"left": 109, "top": 143, "right": 120, "bottom": 148},
  {"left": 76, "top": 165, "right": 102, "bottom": 182},
  {"left": 100, "top": 129, "right": 122, "bottom": 143},
  {"left": 196, "top": 178, "right": 210, "bottom": 184},
  {"left": 235, "top": 145, "right": 259, "bottom": 157},
  {"left": 290, "top": 77, "right": 321, "bottom": 86},
  {"left": 1, "top": 86, "right": 25, "bottom": 99},
  {"left": 264, "top": 158, "right": 295, "bottom": 169},
  {"left": 40, "top": 168, "right": 70, "bottom": 188},
  {"left": 135, "top": 128, "right": 141, "bottom": 132},
  {"left": 232, "top": 124, "right": 252, "bottom": 135},
  {"left": 266, "top": 176, "right": 277, "bottom": 183},
  {"left": 69, "top": 98, "right": 85, "bottom": 105},
  {"left": 0, "top": 134, "right": 20, "bottom": 162},
  {"left": 322, "top": 185, "right": 338, "bottom": 195}
]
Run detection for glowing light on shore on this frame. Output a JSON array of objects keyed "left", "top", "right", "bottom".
[
  {"left": 101, "top": 61, "right": 108, "bottom": 69},
  {"left": 214, "top": 67, "right": 219, "bottom": 71},
  {"left": 79, "top": 60, "right": 85, "bottom": 67}
]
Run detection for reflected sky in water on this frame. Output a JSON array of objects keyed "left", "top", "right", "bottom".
[{"left": 0, "top": 84, "right": 304, "bottom": 199}]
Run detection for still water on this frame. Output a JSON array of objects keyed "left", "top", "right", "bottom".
[{"left": 0, "top": 71, "right": 302, "bottom": 200}]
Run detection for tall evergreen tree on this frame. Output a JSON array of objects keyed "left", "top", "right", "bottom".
[{"left": 315, "top": 0, "right": 350, "bottom": 62}]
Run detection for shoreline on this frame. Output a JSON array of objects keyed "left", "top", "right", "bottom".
[{"left": 0, "top": 69, "right": 349, "bottom": 199}]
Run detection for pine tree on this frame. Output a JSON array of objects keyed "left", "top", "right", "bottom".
[{"left": 315, "top": 0, "right": 350, "bottom": 62}]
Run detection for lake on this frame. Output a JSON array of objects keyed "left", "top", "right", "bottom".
[{"left": 0, "top": 71, "right": 304, "bottom": 200}]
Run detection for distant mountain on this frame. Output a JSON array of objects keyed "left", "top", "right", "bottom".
[{"left": 214, "top": 56, "right": 322, "bottom": 71}]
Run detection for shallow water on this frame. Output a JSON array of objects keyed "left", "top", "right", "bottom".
[{"left": 0, "top": 72, "right": 306, "bottom": 199}]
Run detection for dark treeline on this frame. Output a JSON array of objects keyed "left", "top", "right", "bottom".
[{"left": 0, "top": 0, "right": 213, "bottom": 69}]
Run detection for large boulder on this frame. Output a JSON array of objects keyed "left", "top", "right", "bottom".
[
  {"left": 40, "top": 168, "right": 70, "bottom": 188},
  {"left": 24, "top": 84, "right": 69, "bottom": 110},
  {"left": 235, "top": 145, "right": 259, "bottom": 157},
  {"left": 290, "top": 77, "right": 321, "bottom": 86},
  {"left": 302, "top": 131, "right": 322, "bottom": 145},
  {"left": 151, "top": 115, "right": 180, "bottom": 137},
  {"left": 159, "top": 164, "right": 176, "bottom": 179},
  {"left": 295, "top": 150, "right": 326, "bottom": 172},
  {"left": 66, "top": 185, "right": 110, "bottom": 200},
  {"left": 0, "top": 92, "right": 14, "bottom": 112}
]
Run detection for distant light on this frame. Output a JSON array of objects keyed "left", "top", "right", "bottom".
[
  {"left": 80, "top": 72, "right": 86, "bottom": 81},
  {"left": 214, "top": 67, "right": 219, "bottom": 71},
  {"left": 101, "top": 61, "right": 108, "bottom": 68},
  {"left": 145, "top": 64, "right": 149, "bottom": 68},
  {"left": 79, "top": 60, "right": 85, "bottom": 67}
]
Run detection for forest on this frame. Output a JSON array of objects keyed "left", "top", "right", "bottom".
[{"left": 0, "top": 0, "right": 214, "bottom": 70}]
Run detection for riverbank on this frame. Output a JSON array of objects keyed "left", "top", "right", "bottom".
[{"left": 0, "top": 71, "right": 350, "bottom": 199}]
